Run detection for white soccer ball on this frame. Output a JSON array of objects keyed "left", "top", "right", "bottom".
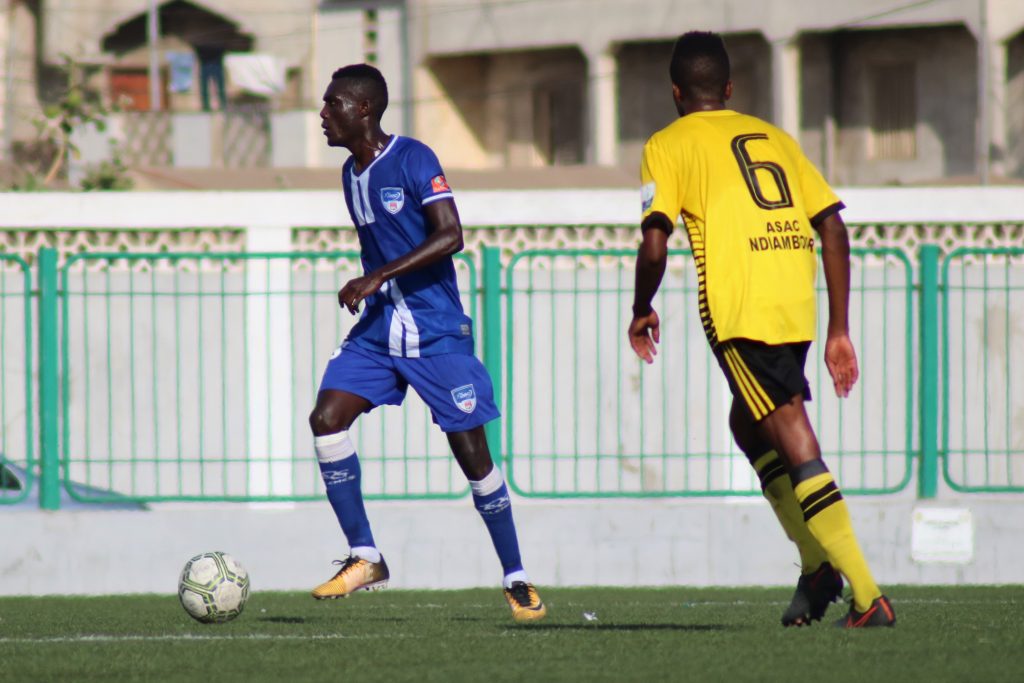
[{"left": 178, "top": 551, "right": 251, "bottom": 624}]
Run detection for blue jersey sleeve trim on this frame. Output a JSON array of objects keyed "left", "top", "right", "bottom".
[{"left": 422, "top": 192, "right": 454, "bottom": 205}]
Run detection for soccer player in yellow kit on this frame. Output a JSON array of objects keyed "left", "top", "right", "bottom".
[{"left": 628, "top": 31, "right": 894, "bottom": 628}]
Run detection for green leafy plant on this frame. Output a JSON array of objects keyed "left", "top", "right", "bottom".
[
  {"left": 79, "top": 142, "right": 134, "bottom": 191},
  {"left": 35, "top": 55, "right": 109, "bottom": 185},
  {"left": 10, "top": 54, "right": 132, "bottom": 191}
]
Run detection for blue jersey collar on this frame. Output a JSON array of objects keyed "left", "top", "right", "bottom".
[{"left": 351, "top": 135, "right": 400, "bottom": 178}]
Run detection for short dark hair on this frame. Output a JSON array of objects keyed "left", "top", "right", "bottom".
[
  {"left": 669, "top": 31, "right": 730, "bottom": 101},
  {"left": 331, "top": 63, "right": 389, "bottom": 118}
]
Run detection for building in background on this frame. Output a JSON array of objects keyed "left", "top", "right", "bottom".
[
  {"left": 2, "top": 0, "right": 1023, "bottom": 186},
  {"left": 411, "top": 0, "right": 1024, "bottom": 185}
]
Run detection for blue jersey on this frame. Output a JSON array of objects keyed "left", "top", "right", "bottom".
[{"left": 341, "top": 135, "right": 474, "bottom": 358}]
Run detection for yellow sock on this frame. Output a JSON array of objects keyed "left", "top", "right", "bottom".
[
  {"left": 752, "top": 451, "right": 828, "bottom": 574},
  {"left": 794, "top": 471, "right": 881, "bottom": 612}
]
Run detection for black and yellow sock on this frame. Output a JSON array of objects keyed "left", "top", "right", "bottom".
[
  {"left": 792, "top": 460, "right": 881, "bottom": 612},
  {"left": 752, "top": 450, "right": 828, "bottom": 574}
]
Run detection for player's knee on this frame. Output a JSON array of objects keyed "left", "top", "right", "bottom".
[{"left": 309, "top": 405, "right": 350, "bottom": 436}]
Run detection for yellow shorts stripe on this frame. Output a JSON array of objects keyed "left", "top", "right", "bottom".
[
  {"left": 725, "top": 345, "right": 775, "bottom": 415},
  {"left": 722, "top": 346, "right": 769, "bottom": 419}
]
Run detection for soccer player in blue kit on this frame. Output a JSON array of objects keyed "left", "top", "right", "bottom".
[{"left": 309, "top": 64, "right": 546, "bottom": 622}]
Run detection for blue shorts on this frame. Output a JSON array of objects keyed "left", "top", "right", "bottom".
[{"left": 319, "top": 343, "right": 500, "bottom": 433}]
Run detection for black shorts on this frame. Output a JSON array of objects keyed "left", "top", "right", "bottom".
[{"left": 713, "top": 339, "right": 812, "bottom": 421}]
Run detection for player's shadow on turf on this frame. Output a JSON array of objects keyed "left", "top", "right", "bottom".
[
  {"left": 258, "top": 616, "right": 410, "bottom": 624},
  {"left": 522, "top": 623, "right": 731, "bottom": 632}
]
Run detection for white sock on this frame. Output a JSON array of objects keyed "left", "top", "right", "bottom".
[
  {"left": 503, "top": 569, "right": 529, "bottom": 589},
  {"left": 469, "top": 466, "right": 504, "bottom": 497},
  {"left": 351, "top": 546, "right": 382, "bottom": 563},
  {"left": 314, "top": 431, "right": 356, "bottom": 463}
]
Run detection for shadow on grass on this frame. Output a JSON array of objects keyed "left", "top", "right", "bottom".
[
  {"left": 518, "top": 623, "right": 732, "bottom": 632},
  {"left": 257, "top": 615, "right": 411, "bottom": 625}
]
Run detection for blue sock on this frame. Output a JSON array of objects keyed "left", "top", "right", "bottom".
[
  {"left": 315, "top": 432, "right": 375, "bottom": 550},
  {"left": 470, "top": 468, "right": 524, "bottom": 576}
]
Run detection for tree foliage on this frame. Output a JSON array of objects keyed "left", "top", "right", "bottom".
[{"left": 10, "top": 55, "right": 133, "bottom": 191}]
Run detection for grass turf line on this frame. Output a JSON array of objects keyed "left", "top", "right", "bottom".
[{"left": 1, "top": 586, "right": 1023, "bottom": 683}]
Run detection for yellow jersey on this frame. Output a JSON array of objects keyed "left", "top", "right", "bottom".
[{"left": 640, "top": 110, "right": 842, "bottom": 346}]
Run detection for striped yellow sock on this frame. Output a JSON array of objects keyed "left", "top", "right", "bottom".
[
  {"left": 752, "top": 451, "right": 828, "bottom": 574},
  {"left": 794, "top": 471, "right": 881, "bottom": 612}
]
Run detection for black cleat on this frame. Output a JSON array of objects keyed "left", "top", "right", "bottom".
[
  {"left": 835, "top": 594, "right": 896, "bottom": 628},
  {"left": 781, "top": 562, "right": 844, "bottom": 627}
]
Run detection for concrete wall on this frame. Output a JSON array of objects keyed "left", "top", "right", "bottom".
[
  {"left": 417, "top": 47, "right": 587, "bottom": 170},
  {"left": 4, "top": 496, "right": 1024, "bottom": 595}
]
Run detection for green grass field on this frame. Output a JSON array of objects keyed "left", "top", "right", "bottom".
[{"left": 2, "top": 586, "right": 1022, "bottom": 682}]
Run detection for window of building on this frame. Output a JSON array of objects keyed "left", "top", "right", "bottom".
[
  {"left": 868, "top": 63, "right": 916, "bottom": 160},
  {"left": 532, "top": 81, "right": 584, "bottom": 165}
]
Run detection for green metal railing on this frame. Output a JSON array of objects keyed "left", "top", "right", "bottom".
[
  {"left": 6, "top": 242, "right": 1023, "bottom": 507},
  {"left": 503, "top": 247, "right": 914, "bottom": 497},
  {"left": 813, "top": 248, "right": 915, "bottom": 495},
  {"left": 941, "top": 247, "right": 1024, "bottom": 492},
  {"left": 56, "top": 250, "right": 476, "bottom": 503},
  {"left": 0, "top": 255, "right": 33, "bottom": 506}
]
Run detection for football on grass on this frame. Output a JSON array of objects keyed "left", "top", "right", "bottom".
[{"left": 178, "top": 551, "right": 250, "bottom": 623}]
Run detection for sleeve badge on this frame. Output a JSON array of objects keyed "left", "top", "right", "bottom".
[{"left": 430, "top": 175, "right": 451, "bottom": 193}]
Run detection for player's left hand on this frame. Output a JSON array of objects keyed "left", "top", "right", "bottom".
[
  {"left": 824, "top": 332, "right": 859, "bottom": 398},
  {"left": 628, "top": 310, "right": 660, "bottom": 364},
  {"left": 338, "top": 273, "right": 384, "bottom": 314}
]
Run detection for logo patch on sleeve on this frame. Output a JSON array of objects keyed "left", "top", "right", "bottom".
[
  {"left": 430, "top": 175, "right": 450, "bottom": 193},
  {"left": 641, "top": 182, "right": 656, "bottom": 213},
  {"left": 381, "top": 187, "right": 405, "bottom": 214},
  {"left": 450, "top": 384, "right": 477, "bottom": 414}
]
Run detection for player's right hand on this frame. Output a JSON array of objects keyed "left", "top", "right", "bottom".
[
  {"left": 628, "top": 310, "right": 660, "bottom": 364},
  {"left": 338, "top": 272, "right": 384, "bottom": 314}
]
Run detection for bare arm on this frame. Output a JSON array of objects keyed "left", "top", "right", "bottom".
[
  {"left": 814, "top": 211, "right": 859, "bottom": 396},
  {"left": 338, "top": 199, "right": 464, "bottom": 313},
  {"left": 628, "top": 213, "right": 671, "bottom": 364}
]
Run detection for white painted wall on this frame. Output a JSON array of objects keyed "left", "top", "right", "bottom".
[
  {"left": 4, "top": 497, "right": 1024, "bottom": 595},
  {"left": 2, "top": 186, "right": 1023, "bottom": 229}
]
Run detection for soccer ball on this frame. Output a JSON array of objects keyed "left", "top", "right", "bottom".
[{"left": 178, "top": 551, "right": 251, "bottom": 623}]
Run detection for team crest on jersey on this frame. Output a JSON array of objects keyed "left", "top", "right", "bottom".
[
  {"left": 430, "top": 175, "right": 450, "bottom": 193},
  {"left": 641, "top": 182, "right": 656, "bottom": 212},
  {"left": 381, "top": 187, "right": 405, "bottom": 214},
  {"left": 451, "top": 384, "right": 477, "bottom": 414}
]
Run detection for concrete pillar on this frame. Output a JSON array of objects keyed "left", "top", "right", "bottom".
[
  {"left": 988, "top": 38, "right": 1008, "bottom": 179},
  {"left": 586, "top": 44, "right": 619, "bottom": 166},
  {"left": 771, "top": 37, "right": 801, "bottom": 138},
  {"left": 977, "top": 20, "right": 991, "bottom": 184},
  {"left": 1, "top": 4, "right": 10, "bottom": 161}
]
